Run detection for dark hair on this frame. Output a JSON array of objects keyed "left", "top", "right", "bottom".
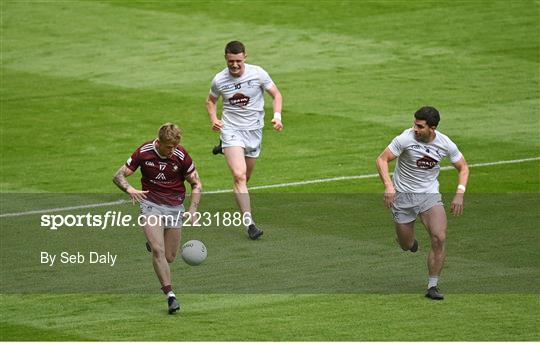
[
  {"left": 225, "top": 41, "right": 245, "bottom": 54},
  {"left": 414, "top": 106, "right": 440, "bottom": 127}
]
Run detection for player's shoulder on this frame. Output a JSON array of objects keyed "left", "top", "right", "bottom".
[
  {"left": 213, "top": 68, "right": 230, "bottom": 82},
  {"left": 175, "top": 145, "right": 189, "bottom": 154},
  {"left": 137, "top": 140, "right": 156, "bottom": 153},
  {"left": 246, "top": 64, "right": 267, "bottom": 74},
  {"left": 434, "top": 130, "right": 456, "bottom": 146},
  {"left": 172, "top": 145, "right": 190, "bottom": 162},
  {"left": 396, "top": 128, "right": 414, "bottom": 141}
]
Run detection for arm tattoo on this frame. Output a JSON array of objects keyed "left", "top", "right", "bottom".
[
  {"left": 112, "top": 167, "right": 131, "bottom": 193},
  {"left": 188, "top": 171, "right": 202, "bottom": 190},
  {"left": 187, "top": 171, "right": 202, "bottom": 210}
]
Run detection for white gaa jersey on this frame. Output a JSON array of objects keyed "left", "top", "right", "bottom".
[
  {"left": 388, "top": 128, "right": 462, "bottom": 193},
  {"left": 209, "top": 64, "right": 274, "bottom": 130}
]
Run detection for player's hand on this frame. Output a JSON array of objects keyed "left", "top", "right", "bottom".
[
  {"left": 271, "top": 118, "right": 283, "bottom": 131},
  {"left": 451, "top": 193, "right": 464, "bottom": 216},
  {"left": 127, "top": 187, "right": 149, "bottom": 204},
  {"left": 383, "top": 187, "right": 396, "bottom": 209},
  {"left": 212, "top": 119, "right": 223, "bottom": 132}
]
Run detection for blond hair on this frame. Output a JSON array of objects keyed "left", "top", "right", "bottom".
[{"left": 158, "top": 123, "right": 181, "bottom": 144}]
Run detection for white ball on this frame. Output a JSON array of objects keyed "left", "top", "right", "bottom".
[{"left": 181, "top": 240, "right": 207, "bottom": 266}]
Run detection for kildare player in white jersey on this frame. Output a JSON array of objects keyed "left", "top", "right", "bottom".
[
  {"left": 206, "top": 41, "right": 283, "bottom": 240},
  {"left": 376, "top": 106, "right": 469, "bottom": 300}
]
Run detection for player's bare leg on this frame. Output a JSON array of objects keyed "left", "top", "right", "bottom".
[
  {"left": 224, "top": 147, "right": 262, "bottom": 239},
  {"left": 224, "top": 146, "right": 251, "bottom": 213},
  {"left": 395, "top": 221, "right": 418, "bottom": 252},
  {"left": 420, "top": 204, "right": 447, "bottom": 300},
  {"left": 163, "top": 228, "right": 181, "bottom": 263},
  {"left": 244, "top": 156, "right": 262, "bottom": 238},
  {"left": 143, "top": 223, "right": 170, "bottom": 286},
  {"left": 224, "top": 147, "right": 253, "bottom": 225},
  {"left": 143, "top": 222, "right": 180, "bottom": 312},
  {"left": 420, "top": 205, "right": 447, "bottom": 277},
  {"left": 245, "top": 156, "right": 257, "bottom": 184}
]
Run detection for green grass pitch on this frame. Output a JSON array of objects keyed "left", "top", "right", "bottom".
[{"left": 1, "top": 0, "right": 539, "bottom": 341}]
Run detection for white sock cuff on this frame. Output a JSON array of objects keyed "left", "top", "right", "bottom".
[
  {"left": 428, "top": 276, "right": 439, "bottom": 288},
  {"left": 244, "top": 212, "right": 254, "bottom": 226}
]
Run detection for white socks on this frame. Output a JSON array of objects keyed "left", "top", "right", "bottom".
[
  {"left": 244, "top": 212, "right": 254, "bottom": 227},
  {"left": 428, "top": 276, "right": 439, "bottom": 289},
  {"left": 167, "top": 291, "right": 176, "bottom": 299}
]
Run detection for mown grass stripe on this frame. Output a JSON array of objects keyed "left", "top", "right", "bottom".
[{"left": 1, "top": 156, "right": 538, "bottom": 218}]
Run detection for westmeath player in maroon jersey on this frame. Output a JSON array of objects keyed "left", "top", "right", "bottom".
[{"left": 113, "top": 123, "right": 202, "bottom": 314}]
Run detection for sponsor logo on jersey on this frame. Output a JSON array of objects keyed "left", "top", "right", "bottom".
[
  {"left": 416, "top": 155, "right": 438, "bottom": 169},
  {"left": 229, "top": 93, "right": 250, "bottom": 106},
  {"left": 155, "top": 172, "right": 167, "bottom": 180}
]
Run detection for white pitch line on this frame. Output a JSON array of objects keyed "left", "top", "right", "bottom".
[
  {"left": 1, "top": 156, "right": 538, "bottom": 218},
  {"left": 0, "top": 199, "right": 130, "bottom": 218},
  {"left": 208, "top": 156, "right": 540, "bottom": 192}
]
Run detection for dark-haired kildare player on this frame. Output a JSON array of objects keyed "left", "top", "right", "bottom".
[
  {"left": 376, "top": 106, "right": 469, "bottom": 300},
  {"left": 206, "top": 40, "right": 283, "bottom": 240},
  {"left": 113, "top": 123, "right": 202, "bottom": 314}
]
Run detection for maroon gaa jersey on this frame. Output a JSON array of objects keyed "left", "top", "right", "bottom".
[{"left": 125, "top": 140, "right": 196, "bottom": 206}]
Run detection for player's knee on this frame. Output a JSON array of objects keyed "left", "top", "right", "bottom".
[
  {"left": 232, "top": 172, "right": 247, "bottom": 184},
  {"left": 397, "top": 238, "right": 414, "bottom": 250},
  {"left": 151, "top": 245, "right": 166, "bottom": 259},
  {"left": 431, "top": 232, "right": 446, "bottom": 246},
  {"left": 166, "top": 252, "right": 176, "bottom": 263}
]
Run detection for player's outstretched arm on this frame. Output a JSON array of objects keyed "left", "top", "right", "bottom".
[
  {"left": 451, "top": 156, "right": 469, "bottom": 216},
  {"left": 206, "top": 94, "right": 222, "bottom": 132},
  {"left": 185, "top": 169, "right": 202, "bottom": 224},
  {"left": 267, "top": 85, "right": 283, "bottom": 131},
  {"left": 376, "top": 148, "right": 397, "bottom": 209},
  {"left": 112, "top": 165, "right": 148, "bottom": 204}
]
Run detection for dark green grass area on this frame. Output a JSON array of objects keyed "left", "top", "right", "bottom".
[
  {"left": 1, "top": 294, "right": 539, "bottom": 341},
  {"left": 1, "top": 0, "right": 539, "bottom": 341}
]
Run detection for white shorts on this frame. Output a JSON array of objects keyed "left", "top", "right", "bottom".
[
  {"left": 391, "top": 193, "right": 443, "bottom": 224},
  {"left": 220, "top": 128, "right": 262, "bottom": 158},
  {"left": 139, "top": 199, "right": 184, "bottom": 229}
]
